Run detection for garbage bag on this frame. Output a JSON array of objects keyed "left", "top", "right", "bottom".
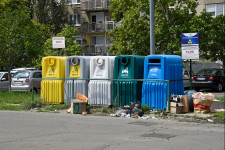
[{"left": 184, "top": 90, "right": 197, "bottom": 112}]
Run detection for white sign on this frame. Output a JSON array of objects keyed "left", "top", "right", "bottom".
[
  {"left": 182, "top": 46, "right": 199, "bottom": 60},
  {"left": 52, "top": 37, "right": 65, "bottom": 48}
]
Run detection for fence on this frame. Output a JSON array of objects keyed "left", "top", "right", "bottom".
[{"left": 32, "top": 78, "right": 189, "bottom": 111}]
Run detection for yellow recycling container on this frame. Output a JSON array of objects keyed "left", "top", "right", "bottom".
[{"left": 41, "top": 56, "right": 67, "bottom": 104}]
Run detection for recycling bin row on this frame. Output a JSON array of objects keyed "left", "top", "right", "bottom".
[{"left": 41, "top": 55, "right": 184, "bottom": 110}]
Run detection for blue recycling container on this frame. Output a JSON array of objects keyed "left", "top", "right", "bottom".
[{"left": 142, "top": 55, "right": 184, "bottom": 110}]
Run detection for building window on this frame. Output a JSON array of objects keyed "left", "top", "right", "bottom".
[
  {"left": 206, "top": 3, "right": 224, "bottom": 17},
  {"left": 68, "top": 0, "right": 80, "bottom": 5},
  {"left": 75, "top": 36, "right": 82, "bottom": 45},
  {"left": 68, "top": 14, "right": 81, "bottom": 26}
]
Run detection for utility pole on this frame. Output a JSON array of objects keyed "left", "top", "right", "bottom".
[{"left": 150, "top": 0, "right": 155, "bottom": 55}]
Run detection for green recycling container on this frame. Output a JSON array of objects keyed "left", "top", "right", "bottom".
[{"left": 113, "top": 55, "right": 145, "bottom": 106}]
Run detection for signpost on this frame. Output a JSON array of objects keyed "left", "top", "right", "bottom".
[
  {"left": 52, "top": 37, "right": 65, "bottom": 48},
  {"left": 181, "top": 33, "right": 199, "bottom": 89},
  {"left": 52, "top": 37, "right": 65, "bottom": 56}
]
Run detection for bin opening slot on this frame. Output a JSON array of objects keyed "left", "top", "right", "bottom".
[
  {"left": 149, "top": 59, "right": 160, "bottom": 63},
  {"left": 121, "top": 57, "right": 128, "bottom": 65}
]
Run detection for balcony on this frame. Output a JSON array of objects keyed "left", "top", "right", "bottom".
[
  {"left": 85, "top": 21, "right": 114, "bottom": 33},
  {"left": 82, "top": 45, "right": 112, "bottom": 55},
  {"left": 81, "top": 0, "right": 110, "bottom": 11}
]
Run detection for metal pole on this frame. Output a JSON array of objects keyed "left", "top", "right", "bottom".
[
  {"left": 190, "top": 59, "right": 192, "bottom": 90},
  {"left": 150, "top": 0, "right": 155, "bottom": 55},
  {"left": 32, "top": 79, "right": 34, "bottom": 102}
]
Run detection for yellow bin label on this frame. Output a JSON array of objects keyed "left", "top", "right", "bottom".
[
  {"left": 46, "top": 66, "right": 57, "bottom": 78},
  {"left": 70, "top": 65, "right": 80, "bottom": 78}
]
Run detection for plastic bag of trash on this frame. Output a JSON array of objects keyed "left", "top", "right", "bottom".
[
  {"left": 77, "top": 93, "right": 88, "bottom": 102},
  {"left": 113, "top": 102, "right": 143, "bottom": 117},
  {"left": 116, "top": 109, "right": 128, "bottom": 117}
]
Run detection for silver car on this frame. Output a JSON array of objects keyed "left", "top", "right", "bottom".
[
  {"left": 0, "top": 72, "right": 9, "bottom": 91},
  {"left": 11, "top": 70, "right": 42, "bottom": 93}
]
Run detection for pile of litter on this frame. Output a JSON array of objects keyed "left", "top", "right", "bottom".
[
  {"left": 192, "top": 92, "right": 214, "bottom": 100},
  {"left": 110, "top": 102, "right": 148, "bottom": 119}
]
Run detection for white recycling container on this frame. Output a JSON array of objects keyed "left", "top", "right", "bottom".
[
  {"left": 88, "top": 56, "right": 115, "bottom": 106},
  {"left": 64, "top": 56, "right": 90, "bottom": 105}
]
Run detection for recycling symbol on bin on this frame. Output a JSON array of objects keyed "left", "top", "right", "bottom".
[
  {"left": 74, "top": 67, "right": 79, "bottom": 73},
  {"left": 122, "top": 67, "right": 128, "bottom": 74}
]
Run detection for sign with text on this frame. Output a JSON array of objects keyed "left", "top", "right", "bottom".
[
  {"left": 52, "top": 37, "right": 65, "bottom": 49},
  {"left": 182, "top": 46, "right": 199, "bottom": 60},
  {"left": 181, "top": 33, "right": 199, "bottom": 45},
  {"left": 181, "top": 33, "right": 199, "bottom": 60}
]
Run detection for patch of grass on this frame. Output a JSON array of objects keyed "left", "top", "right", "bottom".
[
  {"left": 141, "top": 104, "right": 150, "bottom": 113},
  {"left": 215, "top": 97, "right": 225, "bottom": 102},
  {"left": 213, "top": 112, "right": 225, "bottom": 121},
  {"left": 0, "top": 104, "right": 22, "bottom": 111},
  {"left": 0, "top": 91, "right": 41, "bottom": 111},
  {"left": 0, "top": 91, "right": 35, "bottom": 104}
]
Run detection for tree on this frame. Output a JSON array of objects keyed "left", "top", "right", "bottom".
[
  {"left": 109, "top": 0, "right": 224, "bottom": 64},
  {"left": 33, "top": 0, "right": 68, "bottom": 34},
  {"left": 34, "top": 25, "right": 82, "bottom": 68},
  {"left": 0, "top": 0, "right": 51, "bottom": 91},
  {"left": 109, "top": 0, "right": 198, "bottom": 55}
]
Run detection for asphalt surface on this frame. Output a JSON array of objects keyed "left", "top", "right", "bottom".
[{"left": 0, "top": 111, "right": 224, "bottom": 150}]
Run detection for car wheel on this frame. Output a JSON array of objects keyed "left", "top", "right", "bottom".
[
  {"left": 30, "top": 88, "right": 37, "bottom": 94},
  {"left": 216, "top": 83, "right": 223, "bottom": 92}
]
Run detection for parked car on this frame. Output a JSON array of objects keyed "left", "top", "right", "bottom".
[
  {"left": 11, "top": 70, "right": 42, "bottom": 93},
  {"left": 184, "top": 62, "right": 223, "bottom": 74},
  {"left": 0, "top": 72, "right": 9, "bottom": 91},
  {"left": 10, "top": 67, "right": 36, "bottom": 77},
  {"left": 192, "top": 68, "right": 225, "bottom": 92}
]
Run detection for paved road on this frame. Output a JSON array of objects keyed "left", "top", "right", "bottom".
[{"left": 0, "top": 111, "right": 224, "bottom": 150}]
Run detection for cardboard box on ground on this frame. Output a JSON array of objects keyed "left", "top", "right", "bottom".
[
  {"left": 170, "top": 96, "right": 189, "bottom": 114},
  {"left": 71, "top": 99, "right": 87, "bottom": 114}
]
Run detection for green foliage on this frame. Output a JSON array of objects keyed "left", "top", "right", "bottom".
[
  {"left": 215, "top": 97, "right": 225, "bottom": 102},
  {"left": 33, "top": 0, "right": 68, "bottom": 34},
  {"left": 213, "top": 112, "right": 225, "bottom": 122},
  {"left": 34, "top": 25, "right": 82, "bottom": 68},
  {"left": 0, "top": 91, "right": 41, "bottom": 110},
  {"left": 141, "top": 104, "right": 150, "bottom": 112},
  {"left": 109, "top": 0, "right": 224, "bottom": 63},
  {"left": 0, "top": 0, "right": 51, "bottom": 71}
]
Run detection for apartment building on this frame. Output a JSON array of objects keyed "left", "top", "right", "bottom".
[
  {"left": 196, "top": 0, "right": 225, "bottom": 16},
  {"left": 67, "top": 0, "right": 114, "bottom": 56}
]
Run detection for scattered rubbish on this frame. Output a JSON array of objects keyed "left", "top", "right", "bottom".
[
  {"left": 110, "top": 114, "right": 117, "bottom": 117},
  {"left": 82, "top": 111, "right": 87, "bottom": 116},
  {"left": 132, "top": 114, "right": 139, "bottom": 119},
  {"left": 67, "top": 107, "right": 71, "bottom": 113},
  {"left": 192, "top": 92, "right": 214, "bottom": 101},
  {"left": 170, "top": 94, "right": 182, "bottom": 103},
  {"left": 152, "top": 116, "right": 159, "bottom": 120},
  {"left": 138, "top": 116, "right": 150, "bottom": 120},
  {"left": 110, "top": 102, "right": 144, "bottom": 118},
  {"left": 207, "top": 119, "right": 213, "bottom": 123},
  {"left": 77, "top": 93, "right": 88, "bottom": 103}
]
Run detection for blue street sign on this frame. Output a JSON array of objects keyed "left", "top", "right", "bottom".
[{"left": 181, "top": 33, "right": 199, "bottom": 45}]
